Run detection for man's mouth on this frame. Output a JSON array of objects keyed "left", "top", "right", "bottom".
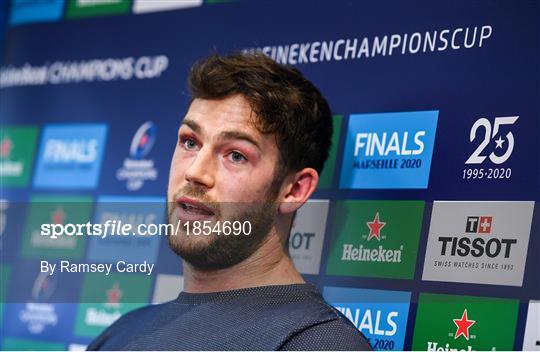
[{"left": 176, "top": 196, "right": 215, "bottom": 221}]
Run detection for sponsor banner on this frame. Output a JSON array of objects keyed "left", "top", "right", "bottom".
[
  {"left": 0, "top": 265, "right": 11, "bottom": 326},
  {"left": 244, "top": 25, "right": 494, "bottom": 65},
  {"left": 339, "top": 111, "right": 438, "bottom": 189},
  {"left": 33, "top": 124, "right": 108, "bottom": 189},
  {"left": 3, "top": 261, "right": 80, "bottom": 340},
  {"left": 422, "top": 201, "right": 534, "bottom": 286},
  {"left": 66, "top": 0, "right": 132, "bottom": 18},
  {"left": 0, "top": 198, "right": 28, "bottom": 262},
  {"left": 326, "top": 200, "right": 424, "bottom": 279},
  {"left": 318, "top": 115, "right": 342, "bottom": 188},
  {"left": 288, "top": 199, "right": 329, "bottom": 275},
  {"left": 86, "top": 196, "right": 165, "bottom": 264},
  {"left": 4, "top": 303, "right": 78, "bottom": 341},
  {"left": 0, "top": 126, "right": 39, "bottom": 187},
  {"left": 68, "top": 343, "right": 88, "bottom": 351},
  {"left": 412, "top": 293, "right": 519, "bottom": 351},
  {"left": 2, "top": 337, "right": 64, "bottom": 350},
  {"left": 133, "top": 0, "right": 202, "bottom": 13},
  {"left": 20, "top": 196, "right": 93, "bottom": 260},
  {"left": 523, "top": 301, "right": 540, "bottom": 350},
  {"left": 0, "top": 56, "right": 169, "bottom": 88},
  {"left": 116, "top": 121, "right": 159, "bottom": 191},
  {"left": 323, "top": 286, "right": 411, "bottom": 351},
  {"left": 462, "top": 115, "right": 519, "bottom": 182},
  {"left": 152, "top": 274, "right": 183, "bottom": 304},
  {"left": 74, "top": 273, "right": 151, "bottom": 337},
  {"left": 9, "top": 0, "right": 65, "bottom": 25}
]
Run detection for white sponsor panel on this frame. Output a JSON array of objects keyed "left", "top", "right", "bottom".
[
  {"left": 523, "top": 301, "right": 540, "bottom": 350},
  {"left": 152, "top": 274, "right": 184, "bottom": 304},
  {"left": 288, "top": 199, "right": 329, "bottom": 275},
  {"left": 68, "top": 344, "right": 87, "bottom": 351},
  {"left": 133, "top": 0, "right": 202, "bottom": 13},
  {"left": 422, "top": 201, "right": 533, "bottom": 286}
]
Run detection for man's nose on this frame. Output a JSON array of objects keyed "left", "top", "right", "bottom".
[{"left": 184, "top": 147, "right": 215, "bottom": 188}]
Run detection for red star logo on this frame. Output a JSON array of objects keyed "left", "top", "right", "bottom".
[
  {"left": 453, "top": 309, "right": 476, "bottom": 340},
  {"left": 51, "top": 207, "right": 66, "bottom": 225},
  {"left": 0, "top": 137, "right": 12, "bottom": 158},
  {"left": 106, "top": 283, "right": 123, "bottom": 307},
  {"left": 366, "top": 212, "right": 386, "bottom": 241}
]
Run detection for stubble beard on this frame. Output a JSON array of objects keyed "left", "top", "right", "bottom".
[{"left": 166, "top": 183, "right": 281, "bottom": 270}]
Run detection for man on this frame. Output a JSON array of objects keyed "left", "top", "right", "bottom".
[{"left": 88, "top": 52, "right": 372, "bottom": 351}]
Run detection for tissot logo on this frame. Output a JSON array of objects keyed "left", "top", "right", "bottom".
[
  {"left": 422, "top": 201, "right": 533, "bottom": 286},
  {"left": 288, "top": 200, "right": 329, "bottom": 275},
  {"left": 339, "top": 111, "right": 438, "bottom": 189},
  {"left": 465, "top": 216, "right": 492, "bottom": 234},
  {"left": 523, "top": 301, "right": 540, "bottom": 350},
  {"left": 438, "top": 216, "right": 517, "bottom": 259}
]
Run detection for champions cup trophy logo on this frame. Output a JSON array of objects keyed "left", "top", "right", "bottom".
[
  {"left": 117, "top": 121, "right": 158, "bottom": 191},
  {"left": 32, "top": 272, "right": 57, "bottom": 302},
  {"left": 18, "top": 272, "right": 59, "bottom": 334}
]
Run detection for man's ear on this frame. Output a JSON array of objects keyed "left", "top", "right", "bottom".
[{"left": 278, "top": 168, "right": 318, "bottom": 214}]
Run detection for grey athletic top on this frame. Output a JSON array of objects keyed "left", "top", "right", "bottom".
[{"left": 87, "top": 283, "right": 372, "bottom": 351}]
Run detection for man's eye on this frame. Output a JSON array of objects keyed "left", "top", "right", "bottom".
[
  {"left": 181, "top": 138, "right": 198, "bottom": 150},
  {"left": 228, "top": 151, "right": 247, "bottom": 163}
]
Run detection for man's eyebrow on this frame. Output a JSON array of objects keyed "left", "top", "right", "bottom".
[
  {"left": 181, "top": 119, "right": 261, "bottom": 150},
  {"left": 180, "top": 119, "right": 201, "bottom": 134},
  {"left": 217, "top": 131, "right": 261, "bottom": 150}
]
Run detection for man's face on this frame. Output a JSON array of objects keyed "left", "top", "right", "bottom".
[{"left": 167, "top": 94, "right": 284, "bottom": 269}]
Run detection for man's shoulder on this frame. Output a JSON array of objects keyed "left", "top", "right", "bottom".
[
  {"left": 281, "top": 307, "right": 372, "bottom": 351},
  {"left": 86, "top": 302, "right": 170, "bottom": 350},
  {"left": 271, "top": 292, "right": 372, "bottom": 351}
]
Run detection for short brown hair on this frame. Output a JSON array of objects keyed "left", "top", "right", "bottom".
[{"left": 187, "top": 52, "right": 333, "bottom": 180}]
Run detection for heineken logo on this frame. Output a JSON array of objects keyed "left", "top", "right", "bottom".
[
  {"left": 367, "top": 212, "right": 386, "bottom": 241},
  {"left": 342, "top": 243, "right": 404, "bottom": 262},
  {"left": 0, "top": 126, "right": 38, "bottom": 186},
  {"left": 327, "top": 200, "right": 423, "bottom": 279},
  {"left": 75, "top": 273, "right": 151, "bottom": 337},
  {"left": 412, "top": 293, "right": 519, "bottom": 351},
  {"left": 453, "top": 309, "right": 476, "bottom": 340},
  {"left": 21, "top": 196, "right": 91, "bottom": 260},
  {"left": 342, "top": 212, "right": 403, "bottom": 263},
  {"left": 106, "top": 283, "right": 123, "bottom": 308}
]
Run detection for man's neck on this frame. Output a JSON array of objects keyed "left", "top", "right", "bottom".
[{"left": 182, "top": 232, "right": 305, "bottom": 293}]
